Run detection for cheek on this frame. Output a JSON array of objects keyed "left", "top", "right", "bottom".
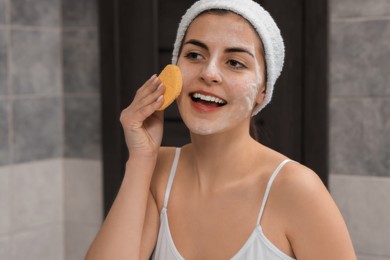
[
  {"left": 254, "top": 56, "right": 266, "bottom": 95},
  {"left": 246, "top": 81, "right": 260, "bottom": 102},
  {"left": 176, "top": 63, "right": 193, "bottom": 104},
  {"left": 237, "top": 61, "right": 266, "bottom": 110},
  {"left": 230, "top": 78, "right": 261, "bottom": 112},
  {"left": 177, "top": 62, "right": 198, "bottom": 90},
  {"left": 179, "top": 66, "right": 192, "bottom": 84}
]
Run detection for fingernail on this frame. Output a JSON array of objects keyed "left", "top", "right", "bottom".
[
  {"left": 157, "top": 83, "right": 164, "bottom": 91},
  {"left": 156, "top": 95, "right": 163, "bottom": 103},
  {"left": 150, "top": 74, "right": 158, "bottom": 84},
  {"left": 152, "top": 75, "right": 160, "bottom": 84}
]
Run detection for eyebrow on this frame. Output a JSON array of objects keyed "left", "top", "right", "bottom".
[
  {"left": 184, "top": 39, "right": 209, "bottom": 50},
  {"left": 225, "top": 47, "right": 254, "bottom": 58},
  {"left": 183, "top": 39, "right": 255, "bottom": 58}
]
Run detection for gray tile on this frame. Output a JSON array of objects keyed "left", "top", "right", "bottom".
[
  {"left": 0, "top": 166, "right": 10, "bottom": 235},
  {"left": 0, "top": 101, "right": 9, "bottom": 166},
  {"left": 11, "top": 29, "right": 61, "bottom": 95},
  {"left": 329, "top": 98, "right": 390, "bottom": 177},
  {"left": 0, "top": 0, "right": 6, "bottom": 25},
  {"left": 10, "top": 225, "right": 63, "bottom": 260},
  {"left": 0, "top": 28, "right": 7, "bottom": 96},
  {"left": 64, "top": 97, "right": 101, "bottom": 159},
  {"left": 0, "top": 235, "right": 10, "bottom": 260},
  {"left": 65, "top": 223, "right": 100, "bottom": 260},
  {"left": 10, "top": 159, "right": 62, "bottom": 232},
  {"left": 330, "top": 20, "right": 390, "bottom": 97},
  {"left": 13, "top": 98, "right": 62, "bottom": 163},
  {"left": 64, "top": 159, "right": 103, "bottom": 225},
  {"left": 331, "top": 0, "right": 390, "bottom": 18},
  {"left": 330, "top": 174, "right": 390, "bottom": 256},
  {"left": 62, "top": 0, "right": 98, "bottom": 27},
  {"left": 10, "top": 0, "right": 60, "bottom": 26},
  {"left": 63, "top": 29, "right": 100, "bottom": 94},
  {"left": 358, "top": 254, "right": 390, "bottom": 260}
]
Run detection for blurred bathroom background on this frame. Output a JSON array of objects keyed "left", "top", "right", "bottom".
[
  {"left": 0, "top": 0, "right": 389, "bottom": 260},
  {"left": 0, "top": 0, "right": 102, "bottom": 259}
]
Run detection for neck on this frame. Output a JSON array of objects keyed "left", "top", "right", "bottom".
[{"left": 187, "top": 127, "right": 261, "bottom": 193}]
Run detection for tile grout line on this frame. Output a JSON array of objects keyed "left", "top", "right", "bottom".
[
  {"left": 9, "top": 24, "right": 97, "bottom": 32},
  {"left": 5, "top": 0, "right": 14, "bottom": 166},
  {"left": 4, "top": 0, "right": 14, "bottom": 247},
  {"left": 5, "top": 93, "right": 100, "bottom": 99},
  {"left": 329, "top": 173, "right": 390, "bottom": 183},
  {"left": 62, "top": 26, "right": 98, "bottom": 32},
  {"left": 60, "top": 8, "right": 65, "bottom": 161},
  {"left": 329, "top": 96, "right": 390, "bottom": 100},
  {"left": 60, "top": 9, "right": 67, "bottom": 256},
  {"left": 355, "top": 251, "right": 390, "bottom": 259},
  {"left": 331, "top": 15, "right": 390, "bottom": 23}
]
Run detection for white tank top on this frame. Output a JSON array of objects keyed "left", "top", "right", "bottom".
[{"left": 152, "top": 148, "right": 295, "bottom": 260}]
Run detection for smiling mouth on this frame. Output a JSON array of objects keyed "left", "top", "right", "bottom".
[{"left": 190, "top": 92, "right": 227, "bottom": 107}]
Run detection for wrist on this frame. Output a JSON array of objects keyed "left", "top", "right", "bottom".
[
  {"left": 125, "top": 151, "right": 158, "bottom": 169},
  {"left": 128, "top": 149, "right": 158, "bottom": 161}
]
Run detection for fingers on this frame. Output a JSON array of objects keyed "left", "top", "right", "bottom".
[
  {"left": 138, "top": 83, "right": 164, "bottom": 110},
  {"left": 135, "top": 76, "right": 164, "bottom": 108},
  {"left": 135, "top": 92, "right": 164, "bottom": 120},
  {"left": 136, "top": 75, "right": 160, "bottom": 98}
]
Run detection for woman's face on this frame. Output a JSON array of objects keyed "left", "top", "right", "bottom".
[{"left": 176, "top": 12, "right": 266, "bottom": 136}]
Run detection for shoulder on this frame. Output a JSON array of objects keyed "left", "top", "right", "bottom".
[
  {"left": 272, "top": 161, "right": 332, "bottom": 220},
  {"left": 275, "top": 161, "right": 326, "bottom": 199},
  {"left": 266, "top": 161, "right": 328, "bottom": 222},
  {"left": 271, "top": 161, "right": 356, "bottom": 258},
  {"left": 254, "top": 145, "right": 326, "bottom": 198},
  {"left": 150, "top": 146, "right": 178, "bottom": 211}
]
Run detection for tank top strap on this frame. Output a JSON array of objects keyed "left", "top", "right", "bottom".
[
  {"left": 163, "top": 147, "right": 182, "bottom": 209},
  {"left": 256, "top": 159, "right": 293, "bottom": 226}
]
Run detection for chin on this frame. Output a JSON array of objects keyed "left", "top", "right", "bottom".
[{"left": 189, "top": 126, "right": 221, "bottom": 136}]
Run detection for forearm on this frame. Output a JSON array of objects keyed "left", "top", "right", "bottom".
[
  {"left": 86, "top": 73, "right": 164, "bottom": 259},
  {"left": 86, "top": 154, "right": 157, "bottom": 260}
]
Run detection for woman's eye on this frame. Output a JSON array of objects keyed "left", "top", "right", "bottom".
[
  {"left": 185, "top": 52, "right": 203, "bottom": 60},
  {"left": 228, "top": 60, "right": 246, "bottom": 69}
]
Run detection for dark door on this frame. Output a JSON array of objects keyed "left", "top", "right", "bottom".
[{"left": 98, "top": 0, "right": 328, "bottom": 215}]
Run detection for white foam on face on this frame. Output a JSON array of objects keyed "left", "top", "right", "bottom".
[
  {"left": 183, "top": 50, "right": 265, "bottom": 136},
  {"left": 251, "top": 56, "right": 265, "bottom": 111},
  {"left": 188, "top": 78, "right": 261, "bottom": 136},
  {"left": 176, "top": 12, "right": 266, "bottom": 136}
]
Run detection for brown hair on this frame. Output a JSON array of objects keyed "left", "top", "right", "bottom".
[{"left": 250, "top": 118, "right": 259, "bottom": 141}]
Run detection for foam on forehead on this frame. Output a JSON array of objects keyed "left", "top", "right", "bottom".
[{"left": 171, "top": 0, "right": 285, "bottom": 115}]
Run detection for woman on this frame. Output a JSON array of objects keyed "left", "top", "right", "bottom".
[{"left": 86, "top": 0, "right": 356, "bottom": 259}]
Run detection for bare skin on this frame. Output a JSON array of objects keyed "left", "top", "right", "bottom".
[{"left": 86, "top": 12, "right": 356, "bottom": 260}]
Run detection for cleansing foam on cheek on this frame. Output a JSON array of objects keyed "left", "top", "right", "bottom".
[{"left": 233, "top": 76, "right": 261, "bottom": 115}]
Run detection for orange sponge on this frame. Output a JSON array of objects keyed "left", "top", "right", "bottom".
[{"left": 157, "top": 65, "right": 182, "bottom": 111}]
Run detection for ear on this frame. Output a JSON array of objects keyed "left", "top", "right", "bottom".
[{"left": 255, "top": 84, "right": 266, "bottom": 105}]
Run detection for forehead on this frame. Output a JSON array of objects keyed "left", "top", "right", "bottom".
[{"left": 184, "top": 12, "right": 263, "bottom": 51}]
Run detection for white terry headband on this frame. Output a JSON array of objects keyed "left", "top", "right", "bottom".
[{"left": 172, "top": 0, "right": 285, "bottom": 115}]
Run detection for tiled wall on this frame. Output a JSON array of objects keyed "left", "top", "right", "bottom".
[
  {"left": 63, "top": 0, "right": 101, "bottom": 160},
  {"left": 0, "top": 0, "right": 102, "bottom": 259},
  {"left": 64, "top": 159, "right": 102, "bottom": 260},
  {"left": 329, "top": 0, "right": 390, "bottom": 259},
  {"left": 0, "top": 160, "right": 64, "bottom": 260}
]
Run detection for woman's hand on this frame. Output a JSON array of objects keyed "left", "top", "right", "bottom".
[{"left": 120, "top": 75, "right": 165, "bottom": 157}]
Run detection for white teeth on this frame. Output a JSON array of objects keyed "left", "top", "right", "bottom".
[{"left": 192, "top": 93, "right": 226, "bottom": 105}]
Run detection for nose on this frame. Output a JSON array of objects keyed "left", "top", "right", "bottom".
[{"left": 200, "top": 60, "right": 222, "bottom": 85}]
